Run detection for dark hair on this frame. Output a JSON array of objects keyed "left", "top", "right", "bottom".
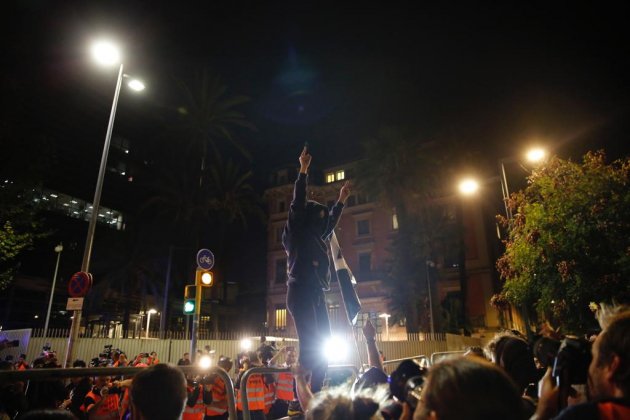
[
  {"left": 73, "top": 359, "right": 87, "bottom": 368},
  {"left": 414, "top": 357, "right": 525, "bottom": 420},
  {"left": 596, "top": 310, "right": 630, "bottom": 396},
  {"left": 490, "top": 335, "right": 538, "bottom": 392},
  {"left": 131, "top": 364, "right": 187, "bottom": 420},
  {"left": 21, "top": 410, "right": 76, "bottom": 419}
]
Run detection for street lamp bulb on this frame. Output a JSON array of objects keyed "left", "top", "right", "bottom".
[
  {"left": 526, "top": 148, "right": 546, "bottom": 163},
  {"left": 379, "top": 313, "right": 390, "bottom": 319},
  {"left": 148, "top": 309, "right": 158, "bottom": 314},
  {"left": 91, "top": 41, "right": 120, "bottom": 66},
  {"left": 458, "top": 179, "right": 480, "bottom": 195},
  {"left": 54, "top": 244, "right": 63, "bottom": 253},
  {"left": 127, "top": 79, "right": 145, "bottom": 91}
]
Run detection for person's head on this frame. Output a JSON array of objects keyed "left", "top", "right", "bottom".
[
  {"left": 119, "top": 353, "right": 128, "bottom": 363},
  {"left": 414, "top": 357, "right": 525, "bottom": 420},
  {"left": 305, "top": 201, "right": 330, "bottom": 235},
  {"left": 94, "top": 376, "right": 111, "bottom": 388},
  {"left": 218, "top": 356, "right": 233, "bottom": 372},
  {"left": 20, "top": 409, "right": 76, "bottom": 419},
  {"left": 588, "top": 306, "right": 630, "bottom": 399},
  {"left": 19, "top": 354, "right": 26, "bottom": 362},
  {"left": 307, "top": 382, "right": 389, "bottom": 420},
  {"left": 150, "top": 351, "right": 157, "bottom": 358},
  {"left": 113, "top": 352, "right": 120, "bottom": 361},
  {"left": 73, "top": 359, "right": 86, "bottom": 368},
  {"left": 286, "top": 348, "right": 297, "bottom": 365},
  {"left": 183, "top": 352, "right": 190, "bottom": 360},
  {"left": 487, "top": 333, "right": 538, "bottom": 392},
  {"left": 131, "top": 364, "right": 187, "bottom": 420}
]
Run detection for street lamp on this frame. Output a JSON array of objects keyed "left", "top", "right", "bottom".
[
  {"left": 145, "top": 309, "right": 158, "bottom": 339},
  {"left": 379, "top": 313, "right": 391, "bottom": 340},
  {"left": 499, "top": 147, "right": 547, "bottom": 221},
  {"left": 43, "top": 243, "right": 63, "bottom": 341},
  {"left": 65, "top": 40, "right": 146, "bottom": 367}
]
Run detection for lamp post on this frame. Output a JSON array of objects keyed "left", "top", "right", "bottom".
[
  {"left": 43, "top": 243, "right": 63, "bottom": 340},
  {"left": 498, "top": 147, "right": 547, "bottom": 221},
  {"left": 145, "top": 309, "right": 157, "bottom": 339},
  {"left": 425, "top": 260, "right": 436, "bottom": 335},
  {"left": 378, "top": 313, "right": 391, "bottom": 340},
  {"left": 64, "top": 40, "right": 145, "bottom": 367}
]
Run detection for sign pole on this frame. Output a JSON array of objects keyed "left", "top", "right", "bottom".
[{"left": 191, "top": 284, "right": 202, "bottom": 362}]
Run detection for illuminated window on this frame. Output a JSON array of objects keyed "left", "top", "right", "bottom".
[
  {"left": 275, "top": 306, "right": 287, "bottom": 330},
  {"left": 336, "top": 170, "right": 345, "bottom": 181},
  {"left": 392, "top": 213, "right": 399, "bottom": 230},
  {"left": 326, "top": 173, "right": 335, "bottom": 183}
]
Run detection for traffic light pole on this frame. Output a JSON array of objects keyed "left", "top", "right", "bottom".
[{"left": 190, "top": 283, "right": 201, "bottom": 363}]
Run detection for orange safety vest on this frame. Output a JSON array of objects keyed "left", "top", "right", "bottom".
[
  {"left": 264, "top": 382, "right": 275, "bottom": 414},
  {"left": 206, "top": 378, "right": 228, "bottom": 417},
  {"left": 182, "top": 385, "right": 205, "bottom": 420},
  {"left": 236, "top": 374, "right": 265, "bottom": 411},
  {"left": 275, "top": 372, "right": 295, "bottom": 401},
  {"left": 598, "top": 401, "right": 630, "bottom": 419},
  {"left": 82, "top": 389, "right": 120, "bottom": 420}
]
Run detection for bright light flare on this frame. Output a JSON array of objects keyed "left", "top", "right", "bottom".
[
  {"left": 458, "top": 178, "right": 480, "bottom": 196},
  {"left": 526, "top": 148, "right": 546, "bottom": 163},
  {"left": 240, "top": 339, "right": 252, "bottom": 351},
  {"left": 323, "top": 335, "right": 349, "bottom": 363},
  {"left": 183, "top": 301, "right": 194, "bottom": 313},
  {"left": 91, "top": 41, "right": 120, "bottom": 66},
  {"left": 148, "top": 309, "right": 157, "bottom": 314},
  {"left": 198, "top": 355, "right": 212, "bottom": 369},
  {"left": 127, "top": 79, "right": 145, "bottom": 91}
]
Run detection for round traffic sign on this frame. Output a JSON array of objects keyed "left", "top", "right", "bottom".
[
  {"left": 196, "top": 249, "right": 215, "bottom": 270},
  {"left": 68, "top": 271, "right": 92, "bottom": 297}
]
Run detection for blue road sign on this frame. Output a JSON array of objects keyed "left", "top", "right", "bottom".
[{"left": 196, "top": 248, "right": 215, "bottom": 270}]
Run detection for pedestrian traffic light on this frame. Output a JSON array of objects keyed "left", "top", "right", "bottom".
[
  {"left": 195, "top": 268, "right": 213, "bottom": 287},
  {"left": 183, "top": 298, "right": 195, "bottom": 315}
]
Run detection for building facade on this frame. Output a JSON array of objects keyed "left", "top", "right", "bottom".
[{"left": 264, "top": 162, "right": 501, "bottom": 339}]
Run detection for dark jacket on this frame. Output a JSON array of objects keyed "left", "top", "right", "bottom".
[{"left": 282, "top": 173, "right": 344, "bottom": 290}]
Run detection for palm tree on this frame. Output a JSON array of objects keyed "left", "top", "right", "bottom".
[
  {"left": 173, "top": 69, "right": 255, "bottom": 178},
  {"left": 355, "top": 127, "right": 457, "bottom": 332}
]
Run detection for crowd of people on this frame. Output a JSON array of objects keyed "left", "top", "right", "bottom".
[{"left": 1, "top": 303, "right": 629, "bottom": 419}]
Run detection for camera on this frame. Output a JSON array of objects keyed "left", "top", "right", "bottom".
[
  {"left": 552, "top": 337, "right": 592, "bottom": 386},
  {"left": 389, "top": 359, "right": 427, "bottom": 402}
]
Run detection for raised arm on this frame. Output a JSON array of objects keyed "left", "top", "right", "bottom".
[
  {"left": 363, "top": 320, "right": 384, "bottom": 371},
  {"left": 323, "top": 181, "right": 350, "bottom": 240}
]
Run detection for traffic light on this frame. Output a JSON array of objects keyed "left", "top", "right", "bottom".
[
  {"left": 183, "top": 298, "right": 195, "bottom": 315},
  {"left": 195, "top": 268, "right": 214, "bottom": 287}
]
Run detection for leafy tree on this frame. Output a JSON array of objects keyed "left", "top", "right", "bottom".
[{"left": 497, "top": 151, "right": 630, "bottom": 333}]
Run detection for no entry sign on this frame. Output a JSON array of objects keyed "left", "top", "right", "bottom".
[{"left": 68, "top": 271, "right": 92, "bottom": 297}]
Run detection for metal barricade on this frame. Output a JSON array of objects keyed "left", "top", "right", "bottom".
[
  {"left": 0, "top": 365, "right": 237, "bottom": 420},
  {"left": 430, "top": 350, "right": 466, "bottom": 366},
  {"left": 382, "top": 354, "right": 429, "bottom": 371}
]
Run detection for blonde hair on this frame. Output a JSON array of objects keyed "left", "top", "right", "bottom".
[{"left": 307, "top": 383, "right": 390, "bottom": 420}]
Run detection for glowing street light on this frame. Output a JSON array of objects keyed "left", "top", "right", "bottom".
[
  {"left": 458, "top": 178, "right": 480, "bottom": 196},
  {"left": 526, "top": 147, "right": 546, "bottom": 163},
  {"left": 127, "top": 78, "right": 145, "bottom": 91},
  {"left": 145, "top": 309, "right": 158, "bottom": 339},
  {"left": 65, "top": 39, "right": 147, "bottom": 366}
]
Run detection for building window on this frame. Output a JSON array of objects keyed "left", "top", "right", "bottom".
[
  {"left": 275, "top": 258, "right": 287, "bottom": 284},
  {"left": 326, "top": 173, "right": 335, "bottom": 183},
  {"left": 357, "top": 219, "right": 370, "bottom": 236},
  {"left": 357, "top": 193, "right": 370, "bottom": 205},
  {"left": 336, "top": 170, "right": 345, "bottom": 181},
  {"left": 278, "top": 200, "right": 286, "bottom": 213},
  {"left": 358, "top": 252, "right": 372, "bottom": 274},
  {"left": 275, "top": 306, "right": 287, "bottom": 330},
  {"left": 392, "top": 213, "right": 399, "bottom": 230}
]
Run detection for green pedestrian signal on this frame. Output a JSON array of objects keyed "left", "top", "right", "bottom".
[{"left": 183, "top": 299, "right": 195, "bottom": 315}]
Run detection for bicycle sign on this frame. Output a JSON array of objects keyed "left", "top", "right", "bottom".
[{"left": 196, "top": 248, "right": 215, "bottom": 270}]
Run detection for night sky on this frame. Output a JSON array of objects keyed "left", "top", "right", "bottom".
[{"left": 5, "top": 2, "right": 630, "bottom": 171}]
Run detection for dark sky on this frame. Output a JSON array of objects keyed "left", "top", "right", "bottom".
[{"left": 4, "top": 2, "right": 630, "bottom": 170}]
